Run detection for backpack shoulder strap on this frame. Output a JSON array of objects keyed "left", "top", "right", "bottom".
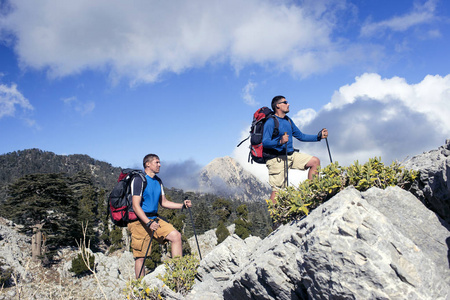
[
  {"left": 271, "top": 115, "right": 280, "bottom": 139},
  {"left": 285, "top": 116, "right": 293, "bottom": 127},
  {"left": 153, "top": 175, "right": 163, "bottom": 185},
  {"left": 136, "top": 171, "right": 147, "bottom": 190}
]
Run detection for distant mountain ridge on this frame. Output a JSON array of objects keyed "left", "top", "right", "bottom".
[
  {"left": 198, "top": 156, "right": 271, "bottom": 202},
  {"left": 0, "top": 149, "right": 120, "bottom": 201},
  {"left": 0, "top": 149, "right": 270, "bottom": 203}
]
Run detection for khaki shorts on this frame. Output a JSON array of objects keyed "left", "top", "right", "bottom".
[
  {"left": 127, "top": 218, "right": 176, "bottom": 258},
  {"left": 266, "top": 152, "right": 313, "bottom": 189}
]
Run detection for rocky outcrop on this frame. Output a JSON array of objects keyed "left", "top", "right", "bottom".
[
  {"left": 0, "top": 219, "right": 33, "bottom": 284},
  {"left": 187, "top": 235, "right": 261, "bottom": 300},
  {"left": 191, "top": 187, "right": 449, "bottom": 300},
  {"left": 199, "top": 156, "right": 271, "bottom": 202},
  {"left": 0, "top": 217, "right": 136, "bottom": 299},
  {"left": 187, "top": 224, "right": 235, "bottom": 259},
  {"left": 402, "top": 139, "right": 450, "bottom": 223}
]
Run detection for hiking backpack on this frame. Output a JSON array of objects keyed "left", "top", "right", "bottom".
[
  {"left": 237, "top": 106, "right": 281, "bottom": 164},
  {"left": 108, "top": 169, "right": 147, "bottom": 227}
]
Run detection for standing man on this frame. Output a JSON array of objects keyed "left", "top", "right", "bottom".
[
  {"left": 263, "top": 96, "right": 328, "bottom": 204},
  {"left": 128, "top": 153, "right": 192, "bottom": 278}
]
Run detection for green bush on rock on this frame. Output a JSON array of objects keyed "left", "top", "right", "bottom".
[
  {"left": 267, "top": 157, "right": 418, "bottom": 225},
  {"left": 123, "top": 277, "right": 162, "bottom": 300},
  {"left": 69, "top": 253, "right": 95, "bottom": 276},
  {"left": 157, "top": 255, "right": 199, "bottom": 296},
  {"left": 123, "top": 255, "right": 199, "bottom": 299}
]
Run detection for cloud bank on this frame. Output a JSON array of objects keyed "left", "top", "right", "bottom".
[
  {"left": 0, "top": 0, "right": 371, "bottom": 84},
  {"left": 158, "top": 159, "right": 202, "bottom": 191}
]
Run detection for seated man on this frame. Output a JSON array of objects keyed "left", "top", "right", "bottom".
[{"left": 263, "top": 95, "right": 328, "bottom": 203}]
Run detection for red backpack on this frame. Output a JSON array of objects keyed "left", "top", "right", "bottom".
[
  {"left": 237, "top": 107, "right": 280, "bottom": 164},
  {"left": 108, "top": 169, "right": 147, "bottom": 227}
]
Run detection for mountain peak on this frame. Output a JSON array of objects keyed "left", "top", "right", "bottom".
[{"left": 199, "top": 156, "right": 270, "bottom": 202}]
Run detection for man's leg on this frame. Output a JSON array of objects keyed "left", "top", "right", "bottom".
[
  {"left": 305, "top": 156, "right": 320, "bottom": 180},
  {"left": 135, "top": 257, "right": 145, "bottom": 278},
  {"left": 165, "top": 230, "right": 183, "bottom": 257},
  {"left": 128, "top": 220, "right": 153, "bottom": 279},
  {"left": 266, "top": 157, "right": 285, "bottom": 204},
  {"left": 270, "top": 190, "right": 277, "bottom": 204}
]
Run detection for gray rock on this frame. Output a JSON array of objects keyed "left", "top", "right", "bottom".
[
  {"left": 220, "top": 187, "right": 449, "bottom": 300},
  {"left": 402, "top": 139, "right": 450, "bottom": 223},
  {"left": 0, "top": 218, "right": 33, "bottom": 283},
  {"left": 362, "top": 186, "right": 450, "bottom": 286},
  {"left": 188, "top": 234, "right": 261, "bottom": 300},
  {"left": 196, "top": 234, "right": 261, "bottom": 283},
  {"left": 188, "top": 224, "right": 235, "bottom": 259}
]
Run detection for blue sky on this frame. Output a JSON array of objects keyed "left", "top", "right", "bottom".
[{"left": 1, "top": 0, "right": 449, "bottom": 189}]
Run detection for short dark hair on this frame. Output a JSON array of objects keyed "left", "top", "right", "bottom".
[
  {"left": 143, "top": 154, "right": 159, "bottom": 168},
  {"left": 271, "top": 95, "right": 285, "bottom": 111}
]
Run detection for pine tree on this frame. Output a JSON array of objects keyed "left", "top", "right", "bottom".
[
  {"left": 215, "top": 221, "right": 230, "bottom": 245},
  {"left": 194, "top": 202, "right": 211, "bottom": 235},
  {"left": 234, "top": 204, "right": 251, "bottom": 239},
  {"left": 70, "top": 171, "right": 100, "bottom": 250},
  {"left": 1, "top": 173, "right": 80, "bottom": 262},
  {"left": 212, "top": 198, "right": 232, "bottom": 223},
  {"left": 109, "top": 226, "right": 123, "bottom": 253}
]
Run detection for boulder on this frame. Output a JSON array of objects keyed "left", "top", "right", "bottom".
[
  {"left": 213, "top": 187, "right": 450, "bottom": 299},
  {"left": 187, "top": 234, "right": 261, "bottom": 300},
  {"left": 402, "top": 139, "right": 450, "bottom": 223},
  {"left": 0, "top": 218, "right": 33, "bottom": 283},
  {"left": 188, "top": 224, "right": 235, "bottom": 259}
]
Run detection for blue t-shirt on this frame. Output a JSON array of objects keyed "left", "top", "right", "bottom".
[
  {"left": 131, "top": 174, "right": 164, "bottom": 218},
  {"left": 262, "top": 115, "right": 318, "bottom": 153}
]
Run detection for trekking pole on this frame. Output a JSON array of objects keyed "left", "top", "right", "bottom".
[
  {"left": 185, "top": 197, "right": 202, "bottom": 260},
  {"left": 325, "top": 137, "right": 333, "bottom": 163},
  {"left": 139, "top": 230, "right": 154, "bottom": 278},
  {"left": 284, "top": 132, "right": 289, "bottom": 187}
]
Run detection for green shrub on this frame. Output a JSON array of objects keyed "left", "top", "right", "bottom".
[
  {"left": 108, "top": 226, "right": 123, "bottom": 253},
  {"left": 123, "top": 255, "right": 199, "bottom": 299},
  {"left": 268, "top": 157, "right": 418, "bottom": 224},
  {"left": 157, "top": 255, "right": 199, "bottom": 296},
  {"left": 215, "top": 221, "right": 230, "bottom": 245},
  {"left": 69, "top": 253, "right": 95, "bottom": 276},
  {"left": 234, "top": 218, "right": 251, "bottom": 239},
  {"left": 144, "top": 239, "right": 162, "bottom": 271},
  {"left": 123, "top": 278, "right": 162, "bottom": 300}
]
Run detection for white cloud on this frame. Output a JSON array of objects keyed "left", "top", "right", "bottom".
[
  {"left": 301, "top": 73, "right": 450, "bottom": 166},
  {"left": 360, "top": 0, "right": 438, "bottom": 36},
  {"left": 292, "top": 108, "right": 317, "bottom": 128},
  {"left": 0, "top": 82, "right": 33, "bottom": 119},
  {"left": 324, "top": 73, "right": 450, "bottom": 134},
  {"left": 0, "top": 0, "right": 368, "bottom": 84},
  {"left": 61, "top": 96, "right": 95, "bottom": 115},
  {"left": 242, "top": 80, "right": 258, "bottom": 106}
]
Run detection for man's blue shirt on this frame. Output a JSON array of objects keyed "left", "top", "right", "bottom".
[
  {"left": 141, "top": 175, "right": 162, "bottom": 215},
  {"left": 132, "top": 174, "right": 163, "bottom": 219},
  {"left": 262, "top": 116, "right": 318, "bottom": 153}
]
